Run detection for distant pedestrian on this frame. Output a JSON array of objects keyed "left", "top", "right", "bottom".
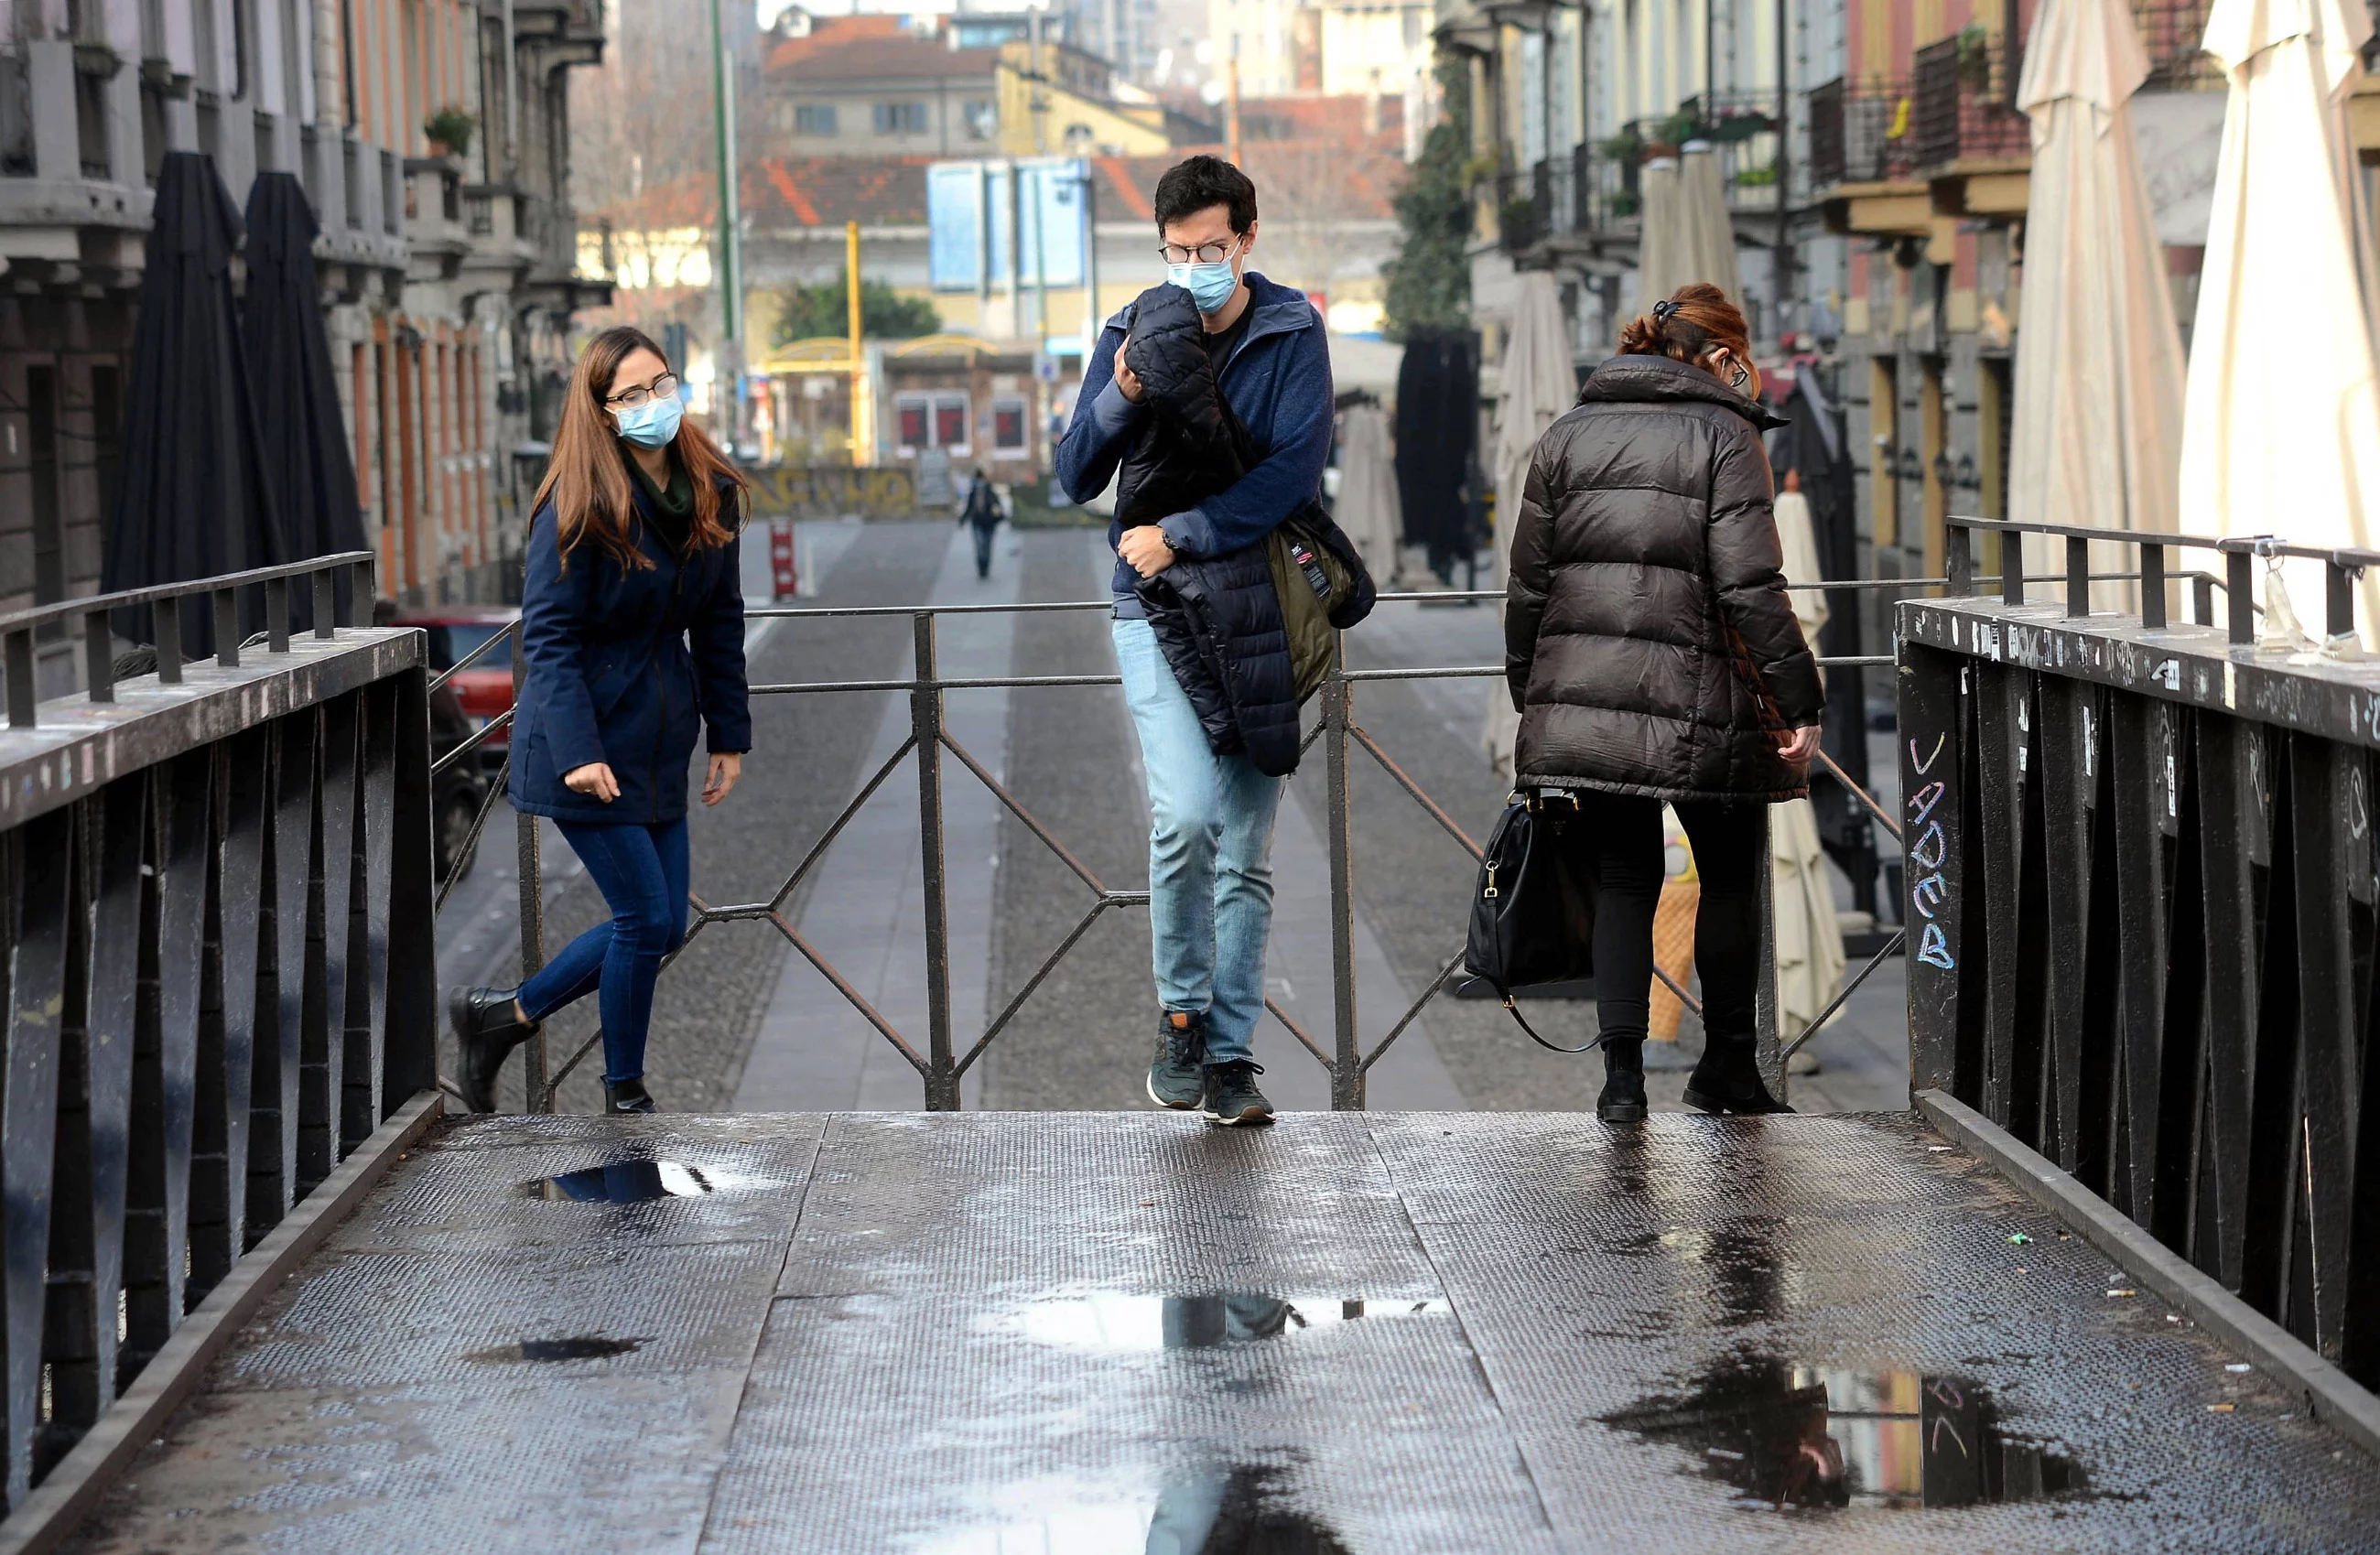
[
  {"left": 448, "top": 325, "right": 752, "bottom": 1116},
  {"left": 959, "top": 465, "right": 1001, "bottom": 579},
  {"left": 1504, "top": 283, "right": 1823, "bottom": 1122}
]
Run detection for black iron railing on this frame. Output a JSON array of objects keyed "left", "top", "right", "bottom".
[
  {"left": 0, "top": 552, "right": 437, "bottom": 1506},
  {"left": 1902, "top": 515, "right": 2380, "bottom": 1386},
  {"left": 1809, "top": 76, "right": 1919, "bottom": 188},
  {"left": 449, "top": 584, "right": 1916, "bottom": 1116},
  {"left": 1911, "top": 33, "right": 2028, "bottom": 170}
]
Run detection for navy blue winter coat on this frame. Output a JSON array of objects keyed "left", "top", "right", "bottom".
[{"left": 510, "top": 472, "right": 752, "bottom": 825}]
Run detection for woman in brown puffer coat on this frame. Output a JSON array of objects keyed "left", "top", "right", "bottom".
[{"left": 1505, "top": 283, "right": 1824, "bottom": 1123}]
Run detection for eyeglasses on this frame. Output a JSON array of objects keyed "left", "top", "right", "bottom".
[
  {"left": 1156, "top": 238, "right": 1240, "bottom": 265},
  {"left": 605, "top": 373, "right": 679, "bottom": 409}
]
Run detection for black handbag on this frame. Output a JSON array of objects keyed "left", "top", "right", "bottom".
[{"left": 1463, "top": 792, "right": 1602, "bottom": 1053}]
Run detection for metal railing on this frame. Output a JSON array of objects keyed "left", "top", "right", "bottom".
[
  {"left": 1910, "top": 35, "right": 2028, "bottom": 170},
  {"left": 1809, "top": 76, "right": 1919, "bottom": 189},
  {"left": 0, "top": 552, "right": 436, "bottom": 1506},
  {"left": 1905, "top": 515, "right": 2380, "bottom": 1388},
  {"left": 444, "top": 584, "right": 1918, "bottom": 1116}
]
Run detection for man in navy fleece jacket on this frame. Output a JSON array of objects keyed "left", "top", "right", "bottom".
[{"left": 1053, "top": 155, "right": 1333, "bottom": 1128}]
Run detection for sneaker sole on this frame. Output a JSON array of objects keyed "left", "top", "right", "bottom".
[
  {"left": 1597, "top": 1100, "right": 1648, "bottom": 1123},
  {"left": 1146, "top": 1073, "right": 1201, "bottom": 1111},
  {"left": 1203, "top": 1106, "right": 1275, "bottom": 1126}
]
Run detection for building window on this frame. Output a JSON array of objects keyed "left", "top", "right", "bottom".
[
  {"left": 873, "top": 102, "right": 927, "bottom": 135},
  {"left": 895, "top": 392, "right": 972, "bottom": 457},
  {"left": 964, "top": 101, "right": 995, "bottom": 140},
  {"left": 990, "top": 397, "right": 1028, "bottom": 458},
  {"left": 795, "top": 103, "right": 838, "bottom": 135}
]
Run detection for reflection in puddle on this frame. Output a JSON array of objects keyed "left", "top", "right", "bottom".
[
  {"left": 1603, "top": 1358, "right": 2086, "bottom": 1510},
  {"left": 462, "top": 1335, "right": 646, "bottom": 1364},
  {"left": 525, "top": 1161, "right": 719, "bottom": 1203},
  {"left": 916, "top": 1463, "right": 1349, "bottom": 1554},
  {"left": 990, "top": 1294, "right": 1440, "bottom": 1355}
]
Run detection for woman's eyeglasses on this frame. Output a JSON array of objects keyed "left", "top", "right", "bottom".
[
  {"left": 606, "top": 373, "right": 679, "bottom": 409},
  {"left": 1157, "top": 238, "right": 1239, "bottom": 265}
]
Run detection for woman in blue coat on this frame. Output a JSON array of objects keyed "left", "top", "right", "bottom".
[{"left": 449, "top": 326, "right": 752, "bottom": 1115}]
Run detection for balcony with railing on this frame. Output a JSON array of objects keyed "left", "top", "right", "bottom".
[
  {"left": 1910, "top": 31, "right": 2030, "bottom": 172},
  {"left": 1808, "top": 76, "right": 1920, "bottom": 189}
]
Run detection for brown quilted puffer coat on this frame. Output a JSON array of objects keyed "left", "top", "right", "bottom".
[{"left": 1505, "top": 352, "right": 1823, "bottom": 804}]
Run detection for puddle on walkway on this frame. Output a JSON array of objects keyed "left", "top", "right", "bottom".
[
  {"left": 462, "top": 1335, "right": 647, "bottom": 1364},
  {"left": 523, "top": 1161, "right": 724, "bottom": 1203},
  {"left": 1603, "top": 1356, "right": 2087, "bottom": 1511},
  {"left": 914, "top": 1463, "right": 1349, "bottom": 1554},
  {"left": 987, "top": 1293, "right": 1442, "bottom": 1356}
]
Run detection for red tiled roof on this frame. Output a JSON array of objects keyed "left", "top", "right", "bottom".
[
  {"left": 1092, "top": 136, "right": 1409, "bottom": 224},
  {"left": 596, "top": 157, "right": 934, "bottom": 232},
  {"left": 763, "top": 17, "right": 998, "bottom": 81}
]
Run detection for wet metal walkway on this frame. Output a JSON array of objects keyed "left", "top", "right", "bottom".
[{"left": 62, "top": 1110, "right": 2380, "bottom": 1552}]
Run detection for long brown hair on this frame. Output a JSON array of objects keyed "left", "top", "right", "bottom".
[
  {"left": 1617, "top": 283, "right": 1761, "bottom": 398},
  {"left": 534, "top": 325, "right": 746, "bottom": 570}
]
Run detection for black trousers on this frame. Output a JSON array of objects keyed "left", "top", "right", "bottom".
[{"left": 1551, "top": 790, "right": 1766, "bottom": 1047}]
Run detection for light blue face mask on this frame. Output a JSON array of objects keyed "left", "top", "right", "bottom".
[
  {"left": 613, "top": 393, "right": 683, "bottom": 449},
  {"left": 1165, "top": 243, "right": 1243, "bottom": 315}
]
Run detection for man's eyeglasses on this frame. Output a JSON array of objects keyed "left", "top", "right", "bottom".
[
  {"left": 1157, "top": 238, "right": 1240, "bottom": 265},
  {"left": 605, "top": 373, "right": 679, "bottom": 409}
]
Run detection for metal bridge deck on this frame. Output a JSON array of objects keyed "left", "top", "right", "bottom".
[{"left": 67, "top": 1111, "right": 2380, "bottom": 1553}]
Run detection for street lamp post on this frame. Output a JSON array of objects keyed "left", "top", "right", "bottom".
[{"left": 709, "top": 0, "right": 744, "bottom": 451}]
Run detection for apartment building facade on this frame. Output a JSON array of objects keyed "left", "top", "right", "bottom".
[{"left": 0, "top": 0, "right": 607, "bottom": 691}]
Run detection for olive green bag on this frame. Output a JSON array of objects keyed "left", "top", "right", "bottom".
[{"left": 1266, "top": 517, "right": 1356, "bottom": 703}]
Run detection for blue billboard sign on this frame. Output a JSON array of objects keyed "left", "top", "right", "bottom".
[{"left": 926, "top": 157, "right": 1088, "bottom": 292}]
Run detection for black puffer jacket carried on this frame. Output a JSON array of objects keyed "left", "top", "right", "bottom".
[
  {"left": 1116, "top": 286, "right": 1251, "bottom": 525},
  {"left": 1505, "top": 353, "right": 1823, "bottom": 804},
  {"left": 1117, "top": 283, "right": 1375, "bottom": 776}
]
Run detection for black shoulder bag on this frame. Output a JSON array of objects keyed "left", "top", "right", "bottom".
[{"left": 1462, "top": 791, "right": 1603, "bottom": 1053}]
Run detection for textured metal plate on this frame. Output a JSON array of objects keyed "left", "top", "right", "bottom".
[{"left": 61, "top": 1112, "right": 2380, "bottom": 1553}]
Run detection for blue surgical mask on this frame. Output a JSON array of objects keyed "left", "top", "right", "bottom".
[
  {"left": 1166, "top": 245, "right": 1242, "bottom": 315},
  {"left": 613, "top": 393, "right": 683, "bottom": 448}
]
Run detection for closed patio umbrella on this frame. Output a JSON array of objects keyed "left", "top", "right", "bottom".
[
  {"left": 2010, "top": 0, "right": 2188, "bottom": 611},
  {"left": 1674, "top": 142, "right": 1744, "bottom": 304},
  {"left": 1633, "top": 157, "right": 1682, "bottom": 314},
  {"left": 1332, "top": 398, "right": 1401, "bottom": 580},
  {"left": 244, "top": 170, "right": 368, "bottom": 621},
  {"left": 102, "top": 151, "right": 284, "bottom": 652},
  {"left": 2177, "top": 0, "right": 2380, "bottom": 643},
  {"left": 1485, "top": 270, "right": 1577, "bottom": 775}
]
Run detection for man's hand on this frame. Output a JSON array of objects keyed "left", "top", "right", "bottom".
[
  {"left": 703, "top": 752, "right": 742, "bottom": 806},
  {"left": 1777, "top": 725, "right": 1823, "bottom": 767},
  {"left": 563, "top": 761, "right": 620, "bottom": 802},
  {"left": 1113, "top": 340, "right": 1145, "bottom": 405},
  {"left": 1118, "top": 525, "right": 1175, "bottom": 578}
]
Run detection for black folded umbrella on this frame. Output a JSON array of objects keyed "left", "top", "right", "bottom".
[
  {"left": 243, "top": 169, "right": 367, "bottom": 624},
  {"left": 101, "top": 151, "right": 285, "bottom": 653}
]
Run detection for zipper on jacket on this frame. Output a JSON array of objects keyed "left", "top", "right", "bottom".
[{"left": 649, "top": 543, "right": 696, "bottom": 822}]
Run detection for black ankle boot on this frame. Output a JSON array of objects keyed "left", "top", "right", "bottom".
[
  {"left": 1682, "top": 1035, "right": 1794, "bottom": 1116},
  {"left": 604, "top": 1077, "right": 656, "bottom": 1115},
  {"left": 448, "top": 987, "right": 538, "bottom": 1114},
  {"left": 1597, "top": 1038, "right": 1648, "bottom": 1123}
]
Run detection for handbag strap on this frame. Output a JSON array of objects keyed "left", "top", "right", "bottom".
[{"left": 1496, "top": 992, "right": 1607, "bottom": 1054}]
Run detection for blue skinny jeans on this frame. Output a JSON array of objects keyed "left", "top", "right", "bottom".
[{"left": 517, "top": 816, "right": 689, "bottom": 1084}]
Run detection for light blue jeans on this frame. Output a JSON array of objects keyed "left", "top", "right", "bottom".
[{"left": 1112, "top": 617, "right": 1282, "bottom": 1065}]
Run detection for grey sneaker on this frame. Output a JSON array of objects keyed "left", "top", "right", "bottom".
[
  {"left": 1201, "top": 1060, "right": 1274, "bottom": 1126},
  {"left": 1147, "top": 1011, "right": 1207, "bottom": 1109}
]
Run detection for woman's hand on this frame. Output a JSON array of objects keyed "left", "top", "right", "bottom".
[
  {"left": 702, "top": 752, "right": 742, "bottom": 806},
  {"left": 564, "top": 762, "right": 620, "bottom": 803},
  {"left": 1776, "top": 725, "right": 1823, "bottom": 767}
]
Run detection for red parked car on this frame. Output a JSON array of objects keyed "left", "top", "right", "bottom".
[{"left": 396, "top": 607, "right": 519, "bottom": 765}]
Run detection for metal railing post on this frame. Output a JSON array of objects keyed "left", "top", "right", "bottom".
[
  {"left": 1945, "top": 520, "right": 1974, "bottom": 597},
  {"left": 1754, "top": 801, "right": 1782, "bottom": 1100},
  {"left": 5, "top": 629, "right": 35, "bottom": 729},
  {"left": 914, "top": 611, "right": 959, "bottom": 1110},
  {"left": 2227, "top": 546, "right": 2255, "bottom": 645},
  {"left": 2140, "top": 543, "right": 2168, "bottom": 630},
  {"left": 512, "top": 624, "right": 550, "bottom": 1112},
  {"left": 1322, "top": 646, "right": 1363, "bottom": 1109},
  {"left": 2325, "top": 558, "right": 2354, "bottom": 642},
  {"left": 2065, "top": 535, "right": 2090, "bottom": 617}
]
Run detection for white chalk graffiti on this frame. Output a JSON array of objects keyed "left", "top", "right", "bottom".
[{"left": 1909, "top": 736, "right": 1956, "bottom": 970}]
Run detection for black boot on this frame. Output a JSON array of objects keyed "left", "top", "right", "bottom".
[
  {"left": 449, "top": 987, "right": 539, "bottom": 1114},
  {"left": 1597, "top": 1038, "right": 1648, "bottom": 1123},
  {"left": 604, "top": 1077, "right": 656, "bottom": 1115},
  {"left": 1682, "top": 1034, "right": 1795, "bottom": 1116}
]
